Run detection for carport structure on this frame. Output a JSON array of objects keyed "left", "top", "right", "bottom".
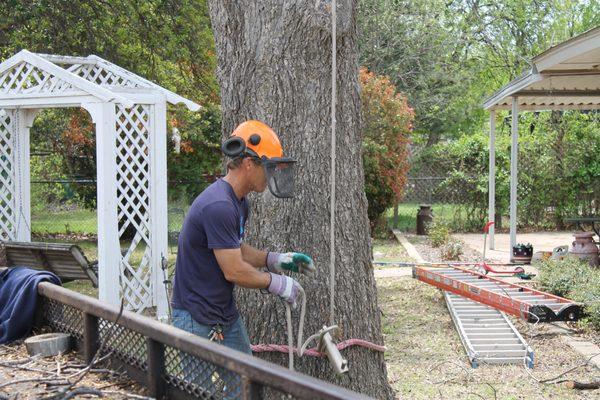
[
  {"left": 0, "top": 50, "right": 200, "bottom": 319},
  {"left": 483, "top": 27, "right": 600, "bottom": 257}
]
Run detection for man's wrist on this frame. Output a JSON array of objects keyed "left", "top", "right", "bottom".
[{"left": 266, "top": 251, "right": 281, "bottom": 272}]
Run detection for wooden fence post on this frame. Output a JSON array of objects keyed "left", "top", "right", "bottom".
[
  {"left": 147, "top": 338, "right": 166, "bottom": 399},
  {"left": 83, "top": 313, "right": 99, "bottom": 364},
  {"left": 242, "top": 376, "right": 263, "bottom": 399}
]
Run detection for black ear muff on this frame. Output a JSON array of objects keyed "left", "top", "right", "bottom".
[
  {"left": 221, "top": 137, "right": 246, "bottom": 157},
  {"left": 249, "top": 134, "right": 261, "bottom": 145}
]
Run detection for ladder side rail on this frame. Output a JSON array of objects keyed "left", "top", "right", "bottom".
[
  {"left": 414, "top": 267, "right": 535, "bottom": 320},
  {"left": 451, "top": 266, "right": 578, "bottom": 304},
  {"left": 443, "top": 292, "right": 479, "bottom": 366}
]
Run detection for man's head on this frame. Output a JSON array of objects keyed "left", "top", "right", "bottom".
[
  {"left": 226, "top": 155, "right": 268, "bottom": 193},
  {"left": 222, "top": 120, "right": 296, "bottom": 198}
]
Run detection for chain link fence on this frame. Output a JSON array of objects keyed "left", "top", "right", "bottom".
[
  {"left": 30, "top": 179, "right": 215, "bottom": 247},
  {"left": 395, "top": 112, "right": 600, "bottom": 234}
]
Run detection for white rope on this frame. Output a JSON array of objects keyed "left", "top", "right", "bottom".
[
  {"left": 285, "top": 286, "right": 307, "bottom": 370},
  {"left": 329, "top": 0, "right": 337, "bottom": 329},
  {"left": 284, "top": 0, "right": 337, "bottom": 370}
]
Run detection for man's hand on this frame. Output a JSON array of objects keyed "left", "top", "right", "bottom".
[
  {"left": 267, "top": 273, "right": 303, "bottom": 308},
  {"left": 267, "top": 252, "right": 316, "bottom": 276}
]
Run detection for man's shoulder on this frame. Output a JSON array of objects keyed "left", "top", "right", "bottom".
[{"left": 190, "top": 185, "right": 238, "bottom": 218}]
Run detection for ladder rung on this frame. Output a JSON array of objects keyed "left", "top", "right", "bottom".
[
  {"left": 464, "top": 328, "right": 514, "bottom": 334},
  {"left": 473, "top": 344, "right": 526, "bottom": 351}
]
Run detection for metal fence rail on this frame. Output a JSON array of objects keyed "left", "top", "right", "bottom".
[{"left": 36, "top": 282, "right": 371, "bottom": 400}]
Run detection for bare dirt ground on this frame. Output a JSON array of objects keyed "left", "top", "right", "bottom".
[
  {"left": 0, "top": 341, "right": 148, "bottom": 400},
  {"left": 376, "top": 235, "right": 600, "bottom": 400}
]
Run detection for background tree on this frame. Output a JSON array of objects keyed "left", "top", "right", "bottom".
[
  {"left": 208, "top": 1, "right": 394, "bottom": 398},
  {"left": 1, "top": 0, "right": 222, "bottom": 208},
  {"left": 360, "top": 68, "right": 413, "bottom": 232}
]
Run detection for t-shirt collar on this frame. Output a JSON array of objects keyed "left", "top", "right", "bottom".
[{"left": 220, "top": 178, "right": 244, "bottom": 204}]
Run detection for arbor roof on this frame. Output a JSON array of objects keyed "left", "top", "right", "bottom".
[
  {"left": 0, "top": 50, "right": 201, "bottom": 110},
  {"left": 483, "top": 26, "right": 600, "bottom": 111}
]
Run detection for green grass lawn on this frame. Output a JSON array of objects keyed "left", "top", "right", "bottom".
[
  {"left": 31, "top": 208, "right": 188, "bottom": 235},
  {"left": 32, "top": 209, "right": 98, "bottom": 235},
  {"left": 385, "top": 203, "right": 466, "bottom": 233}
]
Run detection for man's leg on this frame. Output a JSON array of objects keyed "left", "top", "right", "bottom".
[
  {"left": 218, "top": 317, "right": 253, "bottom": 399},
  {"left": 171, "top": 308, "right": 219, "bottom": 395}
]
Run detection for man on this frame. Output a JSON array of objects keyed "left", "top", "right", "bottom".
[{"left": 171, "top": 120, "right": 315, "bottom": 378}]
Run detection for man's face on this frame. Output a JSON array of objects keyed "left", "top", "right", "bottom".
[{"left": 244, "top": 158, "right": 267, "bottom": 193}]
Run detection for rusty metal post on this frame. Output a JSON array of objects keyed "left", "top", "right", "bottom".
[
  {"left": 83, "top": 312, "right": 99, "bottom": 364},
  {"left": 242, "top": 376, "right": 263, "bottom": 400},
  {"left": 147, "top": 338, "right": 166, "bottom": 399}
]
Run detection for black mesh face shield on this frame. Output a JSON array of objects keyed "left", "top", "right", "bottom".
[{"left": 263, "top": 158, "right": 296, "bottom": 198}]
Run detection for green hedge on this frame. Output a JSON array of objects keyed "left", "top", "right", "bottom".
[
  {"left": 538, "top": 257, "right": 600, "bottom": 330},
  {"left": 409, "top": 111, "right": 600, "bottom": 232}
]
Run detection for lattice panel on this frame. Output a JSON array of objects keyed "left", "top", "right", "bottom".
[
  {"left": 116, "top": 104, "right": 153, "bottom": 312},
  {"left": 0, "top": 110, "right": 16, "bottom": 240},
  {"left": 41, "top": 297, "right": 84, "bottom": 339},
  {"left": 99, "top": 318, "right": 148, "bottom": 371},
  {"left": 0, "top": 61, "right": 74, "bottom": 94},
  {"left": 164, "top": 345, "right": 241, "bottom": 399},
  {"left": 71, "top": 64, "right": 140, "bottom": 88}
]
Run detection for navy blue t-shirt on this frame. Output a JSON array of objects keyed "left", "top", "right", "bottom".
[{"left": 171, "top": 179, "right": 248, "bottom": 325}]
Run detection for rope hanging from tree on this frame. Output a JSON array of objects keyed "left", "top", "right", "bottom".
[{"left": 253, "top": 1, "right": 386, "bottom": 372}]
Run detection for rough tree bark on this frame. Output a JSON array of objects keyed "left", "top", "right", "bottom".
[{"left": 208, "top": 1, "right": 393, "bottom": 398}]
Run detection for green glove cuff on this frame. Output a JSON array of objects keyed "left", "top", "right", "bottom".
[{"left": 280, "top": 253, "right": 312, "bottom": 272}]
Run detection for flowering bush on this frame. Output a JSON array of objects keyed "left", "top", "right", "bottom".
[{"left": 360, "top": 68, "right": 414, "bottom": 232}]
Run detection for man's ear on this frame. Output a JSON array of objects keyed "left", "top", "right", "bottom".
[{"left": 243, "top": 157, "right": 252, "bottom": 171}]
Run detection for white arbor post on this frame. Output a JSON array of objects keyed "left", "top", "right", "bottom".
[
  {"left": 0, "top": 109, "right": 18, "bottom": 240},
  {"left": 13, "top": 109, "right": 38, "bottom": 241},
  {"left": 87, "top": 102, "right": 121, "bottom": 306},
  {"left": 149, "top": 96, "right": 169, "bottom": 320},
  {"left": 488, "top": 110, "right": 496, "bottom": 250},
  {"left": 509, "top": 97, "right": 519, "bottom": 260},
  {"left": 0, "top": 50, "right": 200, "bottom": 316}
]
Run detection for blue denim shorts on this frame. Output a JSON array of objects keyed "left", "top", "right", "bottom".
[
  {"left": 171, "top": 308, "right": 252, "bottom": 398},
  {"left": 171, "top": 308, "right": 252, "bottom": 354}
]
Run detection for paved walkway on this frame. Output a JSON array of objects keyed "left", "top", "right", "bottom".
[{"left": 453, "top": 231, "right": 577, "bottom": 263}]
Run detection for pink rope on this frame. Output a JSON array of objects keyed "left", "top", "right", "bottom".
[{"left": 251, "top": 339, "right": 386, "bottom": 357}]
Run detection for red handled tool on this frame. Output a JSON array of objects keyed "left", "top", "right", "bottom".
[{"left": 478, "top": 222, "right": 530, "bottom": 277}]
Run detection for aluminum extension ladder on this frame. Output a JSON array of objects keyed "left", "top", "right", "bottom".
[
  {"left": 444, "top": 291, "right": 534, "bottom": 367},
  {"left": 413, "top": 265, "right": 583, "bottom": 323}
]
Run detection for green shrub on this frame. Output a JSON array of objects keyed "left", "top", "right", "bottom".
[
  {"left": 440, "top": 239, "right": 463, "bottom": 261},
  {"left": 360, "top": 68, "right": 413, "bottom": 232},
  {"left": 537, "top": 257, "right": 591, "bottom": 297},
  {"left": 538, "top": 257, "right": 600, "bottom": 330},
  {"left": 428, "top": 221, "right": 450, "bottom": 248}
]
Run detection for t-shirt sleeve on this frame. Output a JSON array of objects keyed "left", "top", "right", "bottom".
[{"left": 202, "top": 201, "right": 240, "bottom": 249}]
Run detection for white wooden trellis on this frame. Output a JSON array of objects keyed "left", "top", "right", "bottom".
[{"left": 0, "top": 50, "right": 200, "bottom": 319}]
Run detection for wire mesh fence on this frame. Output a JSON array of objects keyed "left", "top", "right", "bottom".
[
  {"left": 30, "top": 179, "right": 214, "bottom": 244},
  {"left": 38, "top": 282, "right": 368, "bottom": 400}
]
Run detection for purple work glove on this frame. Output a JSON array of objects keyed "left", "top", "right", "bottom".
[{"left": 267, "top": 272, "right": 302, "bottom": 308}]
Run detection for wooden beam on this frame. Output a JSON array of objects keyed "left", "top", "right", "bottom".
[
  {"left": 488, "top": 111, "right": 496, "bottom": 250},
  {"left": 510, "top": 97, "right": 519, "bottom": 261},
  {"left": 513, "top": 90, "right": 600, "bottom": 97},
  {"left": 541, "top": 69, "right": 600, "bottom": 76}
]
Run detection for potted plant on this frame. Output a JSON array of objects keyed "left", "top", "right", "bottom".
[{"left": 513, "top": 243, "right": 533, "bottom": 264}]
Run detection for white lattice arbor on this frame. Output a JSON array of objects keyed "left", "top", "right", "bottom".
[{"left": 0, "top": 50, "right": 200, "bottom": 319}]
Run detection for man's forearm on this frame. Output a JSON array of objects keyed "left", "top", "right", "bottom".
[
  {"left": 224, "top": 260, "right": 271, "bottom": 288},
  {"left": 240, "top": 243, "right": 268, "bottom": 269}
]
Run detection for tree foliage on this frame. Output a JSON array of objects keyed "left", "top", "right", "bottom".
[
  {"left": 360, "top": 68, "right": 413, "bottom": 230},
  {"left": 358, "top": 0, "right": 600, "bottom": 146},
  {"left": 1, "top": 0, "right": 222, "bottom": 208}
]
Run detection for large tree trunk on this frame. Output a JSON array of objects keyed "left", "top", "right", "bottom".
[{"left": 208, "top": 1, "right": 393, "bottom": 398}]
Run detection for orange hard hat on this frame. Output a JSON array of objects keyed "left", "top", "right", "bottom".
[
  {"left": 222, "top": 120, "right": 293, "bottom": 162},
  {"left": 221, "top": 120, "right": 297, "bottom": 198}
]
